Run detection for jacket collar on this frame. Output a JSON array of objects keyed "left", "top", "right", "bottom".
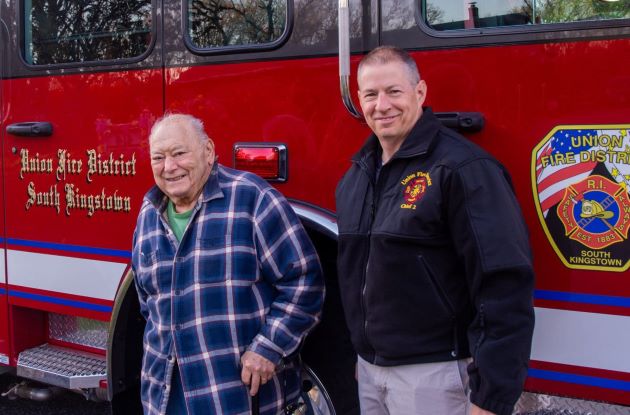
[
  {"left": 351, "top": 107, "right": 442, "bottom": 166},
  {"left": 145, "top": 161, "right": 225, "bottom": 212}
]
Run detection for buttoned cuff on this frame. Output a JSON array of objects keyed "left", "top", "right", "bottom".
[{"left": 247, "top": 334, "right": 284, "bottom": 365}]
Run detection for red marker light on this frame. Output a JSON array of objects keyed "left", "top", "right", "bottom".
[{"left": 233, "top": 144, "right": 287, "bottom": 182}]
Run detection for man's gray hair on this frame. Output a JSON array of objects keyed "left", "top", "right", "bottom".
[
  {"left": 358, "top": 46, "right": 421, "bottom": 85},
  {"left": 149, "top": 113, "right": 210, "bottom": 144}
]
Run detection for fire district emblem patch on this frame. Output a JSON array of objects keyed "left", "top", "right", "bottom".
[
  {"left": 401, "top": 171, "right": 431, "bottom": 210},
  {"left": 531, "top": 125, "right": 630, "bottom": 272},
  {"left": 557, "top": 175, "right": 630, "bottom": 250}
]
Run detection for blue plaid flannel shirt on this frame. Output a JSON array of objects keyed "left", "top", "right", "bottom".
[{"left": 132, "top": 164, "right": 324, "bottom": 415}]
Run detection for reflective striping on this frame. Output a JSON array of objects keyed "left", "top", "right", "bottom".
[
  {"left": 5, "top": 237, "right": 131, "bottom": 258},
  {"left": 535, "top": 289, "right": 630, "bottom": 308},
  {"left": 0, "top": 250, "right": 5, "bottom": 282},
  {"left": 532, "top": 307, "right": 630, "bottom": 372},
  {"left": 528, "top": 368, "right": 630, "bottom": 392},
  {"left": 9, "top": 290, "right": 112, "bottom": 312},
  {"left": 7, "top": 250, "right": 125, "bottom": 300}
]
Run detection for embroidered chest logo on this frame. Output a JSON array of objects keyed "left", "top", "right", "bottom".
[{"left": 401, "top": 171, "right": 432, "bottom": 210}]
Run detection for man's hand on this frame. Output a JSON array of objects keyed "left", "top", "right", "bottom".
[
  {"left": 471, "top": 404, "right": 496, "bottom": 415},
  {"left": 240, "top": 351, "right": 276, "bottom": 396}
]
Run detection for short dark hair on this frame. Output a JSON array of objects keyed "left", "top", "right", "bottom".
[{"left": 358, "top": 46, "right": 420, "bottom": 84}]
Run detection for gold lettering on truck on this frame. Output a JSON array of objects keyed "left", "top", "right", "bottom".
[
  {"left": 20, "top": 149, "right": 53, "bottom": 179},
  {"left": 19, "top": 146, "right": 137, "bottom": 217},
  {"left": 65, "top": 184, "right": 131, "bottom": 217},
  {"left": 25, "top": 182, "right": 61, "bottom": 213},
  {"left": 56, "top": 149, "right": 83, "bottom": 181},
  {"left": 86, "top": 149, "right": 137, "bottom": 183}
]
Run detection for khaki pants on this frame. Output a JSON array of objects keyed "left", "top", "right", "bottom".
[{"left": 357, "top": 356, "right": 471, "bottom": 415}]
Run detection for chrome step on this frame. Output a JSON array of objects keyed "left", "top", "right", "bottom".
[{"left": 17, "top": 344, "right": 106, "bottom": 389}]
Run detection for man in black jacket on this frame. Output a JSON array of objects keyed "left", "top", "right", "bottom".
[{"left": 335, "top": 46, "right": 535, "bottom": 415}]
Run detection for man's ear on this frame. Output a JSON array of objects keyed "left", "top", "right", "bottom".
[
  {"left": 416, "top": 80, "right": 427, "bottom": 107},
  {"left": 206, "top": 139, "right": 215, "bottom": 164}
]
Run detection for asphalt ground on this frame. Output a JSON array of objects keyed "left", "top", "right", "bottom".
[{"left": 0, "top": 373, "right": 110, "bottom": 415}]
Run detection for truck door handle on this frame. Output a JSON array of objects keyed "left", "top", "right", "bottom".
[
  {"left": 6, "top": 122, "right": 53, "bottom": 137},
  {"left": 434, "top": 112, "right": 484, "bottom": 133}
]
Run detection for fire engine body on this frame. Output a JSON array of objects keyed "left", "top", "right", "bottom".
[{"left": 0, "top": 0, "right": 629, "bottom": 413}]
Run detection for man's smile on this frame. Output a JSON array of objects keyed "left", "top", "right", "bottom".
[
  {"left": 375, "top": 114, "right": 399, "bottom": 122},
  {"left": 165, "top": 174, "right": 186, "bottom": 182}
]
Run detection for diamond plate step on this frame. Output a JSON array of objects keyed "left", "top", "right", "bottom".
[
  {"left": 515, "top": 392, "right": 630, "bottom": 415},
  {"left": 17, "top": 344, "right": 106, "bottom": 389}
]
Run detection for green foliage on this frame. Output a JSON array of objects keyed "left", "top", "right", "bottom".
[{"left": 512, "top": 0, "right": 630, "bottom": 24}]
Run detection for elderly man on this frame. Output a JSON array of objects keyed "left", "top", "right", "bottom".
[
  {"left": 335, "top": 46, "right": 535, "bottom": 415},
  {"left": 132, "top": 114, "right": 324, "bottom": 414}
]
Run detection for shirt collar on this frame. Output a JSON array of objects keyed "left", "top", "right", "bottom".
[{"left": 351, "top": 107, "right": 442, "bottom": 166}]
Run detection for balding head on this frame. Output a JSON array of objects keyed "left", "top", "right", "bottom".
[{"left": 149, "top": 113, "right": 210, "bottom": 146}]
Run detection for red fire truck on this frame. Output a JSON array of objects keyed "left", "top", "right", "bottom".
[{"left": 0, "top": 0, "right": 629, "bottom": 413}]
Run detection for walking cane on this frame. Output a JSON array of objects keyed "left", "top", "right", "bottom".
[{"left": 251, "top": 393, "right": 260, "bottom": 415}]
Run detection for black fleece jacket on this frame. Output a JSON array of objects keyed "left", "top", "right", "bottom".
[{"left": 335, "top": 108, "right": 535, "bottom": 415}]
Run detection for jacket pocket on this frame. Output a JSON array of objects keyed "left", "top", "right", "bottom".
[
  {"left": 418, "top": 255, "right": 460, "bottom": 355},
  {"left": 140, "top": 250, "right": 158, "bottom": 267},
  {"left": 139, "top": 249, "right": 166, "bottom": 273},
  {"left": 137, "top": 249, "right": 170, "bottom": 296},
  {"left": 418, "top": 255, "right": 455, "bottom": 316},
  {"left": 196, "top": 237, "right": 256, "bottom": 283}
]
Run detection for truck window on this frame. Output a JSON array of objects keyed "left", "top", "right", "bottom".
[
  {"left": 24, "top": 0, "right": 152, "bottom": 65},
  {"left": 424, "top": 0, "right": 630, "bottom": 30},
  {"left": 188, "top": 0, "right": 287, "bottom": 49}
]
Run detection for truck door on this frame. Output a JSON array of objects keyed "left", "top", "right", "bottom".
[
  {"left": 0, "top": 0, "right": 162, "bottom": 378},
  {"left": 369, "top": 0, "right": 630, "bottom": 411}
]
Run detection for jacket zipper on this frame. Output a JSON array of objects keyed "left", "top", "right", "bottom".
[
  {"left": 357, "top": 158, "right": 379, "bottom": 362},
  {"left": 474, "top": 303, "right": 486, "bottom": 362}
]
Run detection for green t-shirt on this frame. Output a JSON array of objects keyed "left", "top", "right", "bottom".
[{"left": 167, "top": 201, "right": 193, "bottom": 241}]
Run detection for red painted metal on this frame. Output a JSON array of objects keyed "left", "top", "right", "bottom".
[
  {"left": 46, "top": 338, "right": 106, "bottom": 356},
  {"left": 527, "top": 360, "right": 630, "bottom": 406},
  {"left": 3, "top": 70, "right": 160, "bottom": 253},
  {"left": 7, "top": 285, "right": 113, "bottom": 322},
  {"left": 2, "top": 69, "right": 163, "bottom": 361}
]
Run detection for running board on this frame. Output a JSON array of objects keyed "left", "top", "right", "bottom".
[{"left": 17, "top": 344, "right": 106, "bottom": 389}]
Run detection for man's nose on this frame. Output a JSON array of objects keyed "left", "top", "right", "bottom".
[
  {"left": 375, "top": 93, "right": 390, "bottom": 112},
  {"left": 164, "top": 155, "right": 177, "bottom": 171}
]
